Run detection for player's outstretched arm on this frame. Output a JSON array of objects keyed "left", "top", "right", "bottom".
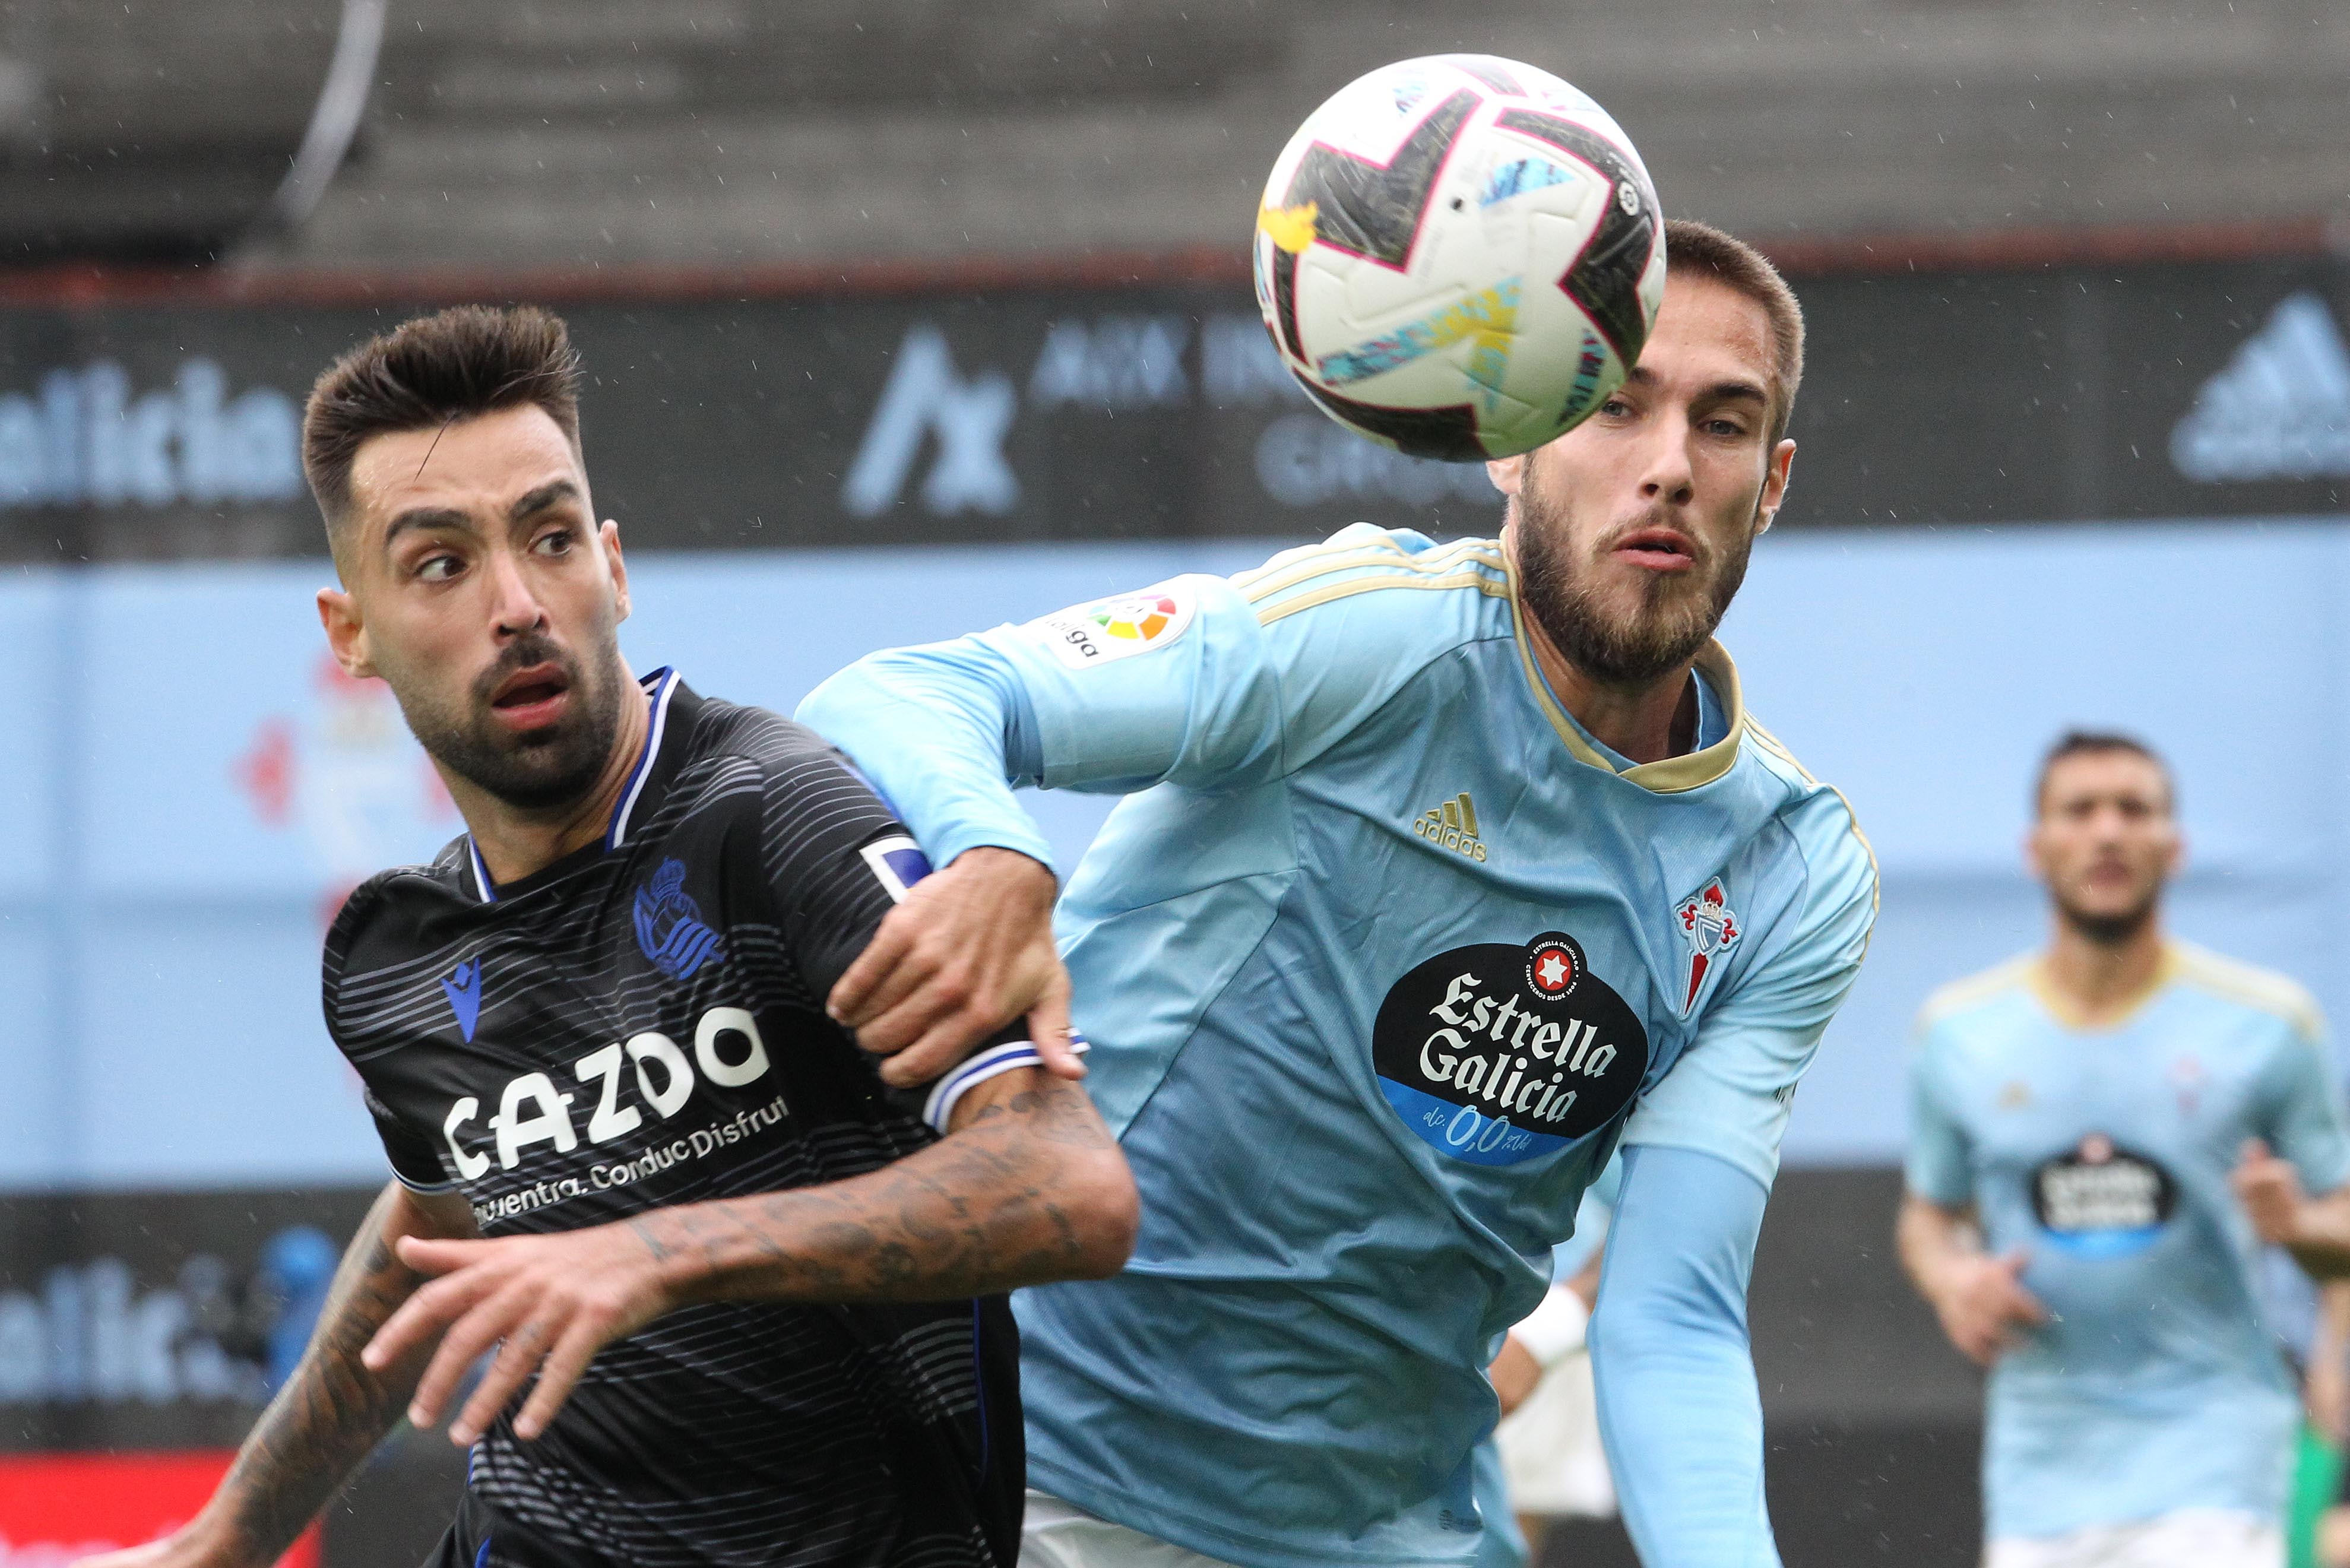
[
  {"left": 363, "top": 1067, "right": 1136, "bottom": 1449},
  {"left": 74, "top": 1181, "right": 474, "bottom": 1568},
  {"left": 799, "top": 572, "right": 1304, "bottom": 1086},
  {"left": 1590, "top": 1145, "right": 1781, "bottom": 1568}
]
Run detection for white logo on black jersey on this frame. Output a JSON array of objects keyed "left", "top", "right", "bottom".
[{"left": 2171, "top": 292, "right": 2350, "bottom": 482}]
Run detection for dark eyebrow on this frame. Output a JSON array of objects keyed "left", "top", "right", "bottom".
[
  {"left": 382, "top": 507, "right": 472, "bottom": 550},
  {"left": 508, "top": 478, "right": 582, "bottom": 522},
  {"left": 1701, "top": 380, "right": 1770, "bottom": 407}
]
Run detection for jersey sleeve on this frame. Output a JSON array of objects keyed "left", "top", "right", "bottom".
[
  {"left": 796, "top": 525, "right": 1474, "bottom": 873},
  {"left": 2254, "top": 1011, "right": 2350, "bottom": 1196},
  {"left": 1621, "top": 790, "right": 1877, "bottom": 1189},
  {"left": 362, "top": 1081, "right": 456, "bottom": 1193},
  {"left": 750, "top": 731, "right": 1047, "bottom": 1132},
  {"left": 1903, "top": 1024, "right": 1975, "bottom": 1208}
]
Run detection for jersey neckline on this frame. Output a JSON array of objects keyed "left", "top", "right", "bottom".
[
  {"left": 2022, "top": 942, "right": 2186, "bottom": 1034},
  {"left": 1502, "top": 552, "right": 1748, "bottom": 794},
  {"left": 466, "top": 667, "right": 686, "bottom": 904}
]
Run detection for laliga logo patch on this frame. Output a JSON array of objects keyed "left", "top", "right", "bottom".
[
  {"left": 633, "top": 858, "right": 722, "bottom": 981},
  {"left": 1372, "top": 931, "right": 1649, "bottom": 1167},
  {"left": 1674, "top": 877, "right": 1740, "bottom": 1014},
  {"left": 1033, "top": 585, "right": 1196, "bottom": 670},
  {"left": 2031, "top": 1133, "right": 2178, "bottom": 1258}
]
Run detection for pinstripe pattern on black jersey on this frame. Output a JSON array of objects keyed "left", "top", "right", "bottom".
[{"left": 324, "top": 680, "right": 1020, "bottom": 1568}]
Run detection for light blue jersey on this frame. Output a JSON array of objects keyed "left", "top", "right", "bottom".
[
  {"left": 802, "top": 525, "right": 1877, "bottom": 1567},
  {"left": 1908, "top": 945, "right": 2350, "bottom": 1542}
]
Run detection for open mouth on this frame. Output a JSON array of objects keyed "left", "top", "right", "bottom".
[
  {"left": 1613, "top": 527, "right": 1699, "bottom": 572},
  {"left": 487, "top": 662, "right": 572, "bottom": 730}
]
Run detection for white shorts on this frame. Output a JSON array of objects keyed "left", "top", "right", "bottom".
[
  {"left": 1494, "top": 1352, "right": 1616, "bottom": 1518},
  {"left": 1985, "top": 1508, "right": 2284, "bottom": 1568},
  {"left": 1019, "top": 1490, "right": 1243, "bottom": 1568}
]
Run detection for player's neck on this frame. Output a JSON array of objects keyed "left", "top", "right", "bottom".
[
  {"left": 1521, "top": 613, "right": 1698, "bottom": 764},
  {"left": 449, "top": 674, "right": 653, "bottom": 888},
  {"left": 2039, "top": 916, "right": 2170, "bottom": 1028}
]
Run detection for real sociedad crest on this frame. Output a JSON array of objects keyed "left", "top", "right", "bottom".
[
  {"left": 634, "top": 858, "right": 721, "bottom": 981},
  {"left": 1674, "top": 877, "right": 1740, "bottom": 1014}
]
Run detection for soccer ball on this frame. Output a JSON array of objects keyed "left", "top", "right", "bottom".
[{"left": 1252, "top": 55, "right": 1666, "bottom": 463}]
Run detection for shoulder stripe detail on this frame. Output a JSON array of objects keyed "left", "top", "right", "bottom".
[
  {"left": 1749, "top": 718, "right": 1882, "bottom": 927},
  {"left": 1230, "top": 527, "right": 1431, "bottom": 590},
  {"left": 1256, "top": 569, "right": 1511, "bottom": 626},
  {"left": 2169, "top": 943, "right": 2324, "bottom": 1038},
  {"left": 1916, "top": 955, "right": 2039, "bottom": 1032},
  {"left": 1239, "top": 536, "right": 1505, "bottom": 606}
]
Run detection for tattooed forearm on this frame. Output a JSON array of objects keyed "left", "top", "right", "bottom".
[
  {"left": 640, "top": 1070, "right": 1138, "bottom": 1307},
  {"left": 205, "top": 1183, "right": 458, "bottom": 1561}
]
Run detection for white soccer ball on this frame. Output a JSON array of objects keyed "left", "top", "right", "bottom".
[{"left": 1253, "top": 55, "right": 1667, "bottom": 463}]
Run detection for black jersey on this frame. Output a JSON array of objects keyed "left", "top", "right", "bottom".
[{"left": 324, "top": 670, "right": 1022, "bottom": 1568}]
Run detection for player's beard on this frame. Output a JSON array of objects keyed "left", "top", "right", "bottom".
[
  {"left": 2053, "top": 882, "right": 2162, "bottom": 946},
  {"left": 398, "top": 631, "right": 631, "bottom": 814},
  {"left": 1513, "top": 464, "right": 1754, "bottom": 688}
]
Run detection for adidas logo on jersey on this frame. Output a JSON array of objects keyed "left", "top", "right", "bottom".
[
  {"left": 2170, "top": 291, "right": 2350, "bottom": 483},
  {"left": 1414, "top": 792, "right": 1488, "bottom": 862}
]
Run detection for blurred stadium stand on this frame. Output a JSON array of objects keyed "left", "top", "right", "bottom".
[
  {"left": 232, "top": 0, "right": 2350, "bottom": 270},
  {"left": 4, "top": 3, "right": 2349, "bottom": 1564}
]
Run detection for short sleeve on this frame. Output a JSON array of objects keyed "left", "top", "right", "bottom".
[
  {"left": 364, "top": 1082, "right": 456, "bottom": 1193},
  {"left": 1621, "top": 790, "right": 1877, "bottom": 1189},
  {"left": 2257, "top": 1015, "right": 2350, "bottom": 1196},
  {"left": 1904, "top": 1028, "right": 1975, "bottom": 1208}
]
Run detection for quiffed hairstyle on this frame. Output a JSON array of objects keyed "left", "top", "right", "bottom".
[
  {"left": 1661, "top": 218, "right": 1805, "bottom": 445},
  {"left": 2034, "top": 729, "right": 2175, "bottom": 815},
  {"left": 302, "top": 305, "right": 583, "bottom": 547}
]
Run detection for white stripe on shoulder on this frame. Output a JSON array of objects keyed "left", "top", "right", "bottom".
[
  {"left": 1748, "top": 718, "right": 1881, "bottom": 921},
  {"left": 1915, "top": 955, "right": 2039, "bottom": 1033},
  {"left": 2168, "top": 943, "right": 2324, "bottom": 1039},
  {"left": 1238, "top": 534, "right": 1504, "bottom": 607}
]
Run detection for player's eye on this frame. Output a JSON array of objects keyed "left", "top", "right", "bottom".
[
  {"left": 533, "top": 527, "right": 577, "bottom": 556},
  {"left": 416, "top": 552, "right": 463, "bottom": 582},
  {"left": 1599, "top": 396, "right": 1633, "bottom": 419}
]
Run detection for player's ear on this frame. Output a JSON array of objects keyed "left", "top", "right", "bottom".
[
  {"left": 316, "top": 584, "right": 376, "bottom": 679},
  {"left": 1486, "top": 454, "right": 1526, "bottom": 498},
  {"left": 1756, "top": 439, "right": 1796, "bottom": 535},
  {"left": 601, "top": 518, "right": 631, "bottom": 624}
]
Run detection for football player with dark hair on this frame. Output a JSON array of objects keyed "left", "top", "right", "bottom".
[{"left": 84, "top": 305, "right": 1136, "bottom": 1568}]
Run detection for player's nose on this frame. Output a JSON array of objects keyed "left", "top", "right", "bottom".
[
  {"left": 1635, "top": 426, "right": 1696, "bottom": 506},
  {"left": 483, "top": 544, "right": 550, "bottom": 636}
]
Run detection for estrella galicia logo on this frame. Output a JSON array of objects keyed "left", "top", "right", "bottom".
[
  {"left": 1372, "top": 932, "right": 1650, "bottom": 1167},
  {"left": 634, "top": 859, "right": 722, "bottom": 981},
  {"left": 2031, "top": 1133, "right": 2178, "bottom": 1257},
  {"left": 439, "top": 958, "right": 482, "bottom": 1043}
]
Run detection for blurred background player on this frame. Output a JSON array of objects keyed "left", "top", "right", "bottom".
[
  {"left": 803, "top": 221, "right": 1877, "bottom": 1567},
  {"left": 1899, "top": 731, "right": 2350, "bottom": 1568}
]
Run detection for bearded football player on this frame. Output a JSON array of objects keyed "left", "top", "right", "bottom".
[{"left": 85, "top": 306, "right": 1136, "bottom": 1568}]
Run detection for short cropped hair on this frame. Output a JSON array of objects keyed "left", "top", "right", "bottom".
[
  {"left": 2034, "top": 730, "right": 2175, "bottom": 816},
  {"left": 1662, "top": 218, "right": 1805, "bottom": 445},
  {"left": 302, "top": 305, "right": 583, "bottom": 547}
]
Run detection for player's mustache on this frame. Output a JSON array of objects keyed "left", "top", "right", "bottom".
[
  {"left": 471, "top": 636, "right": 578, "bottom": 706},
  {"left": 1595, "top": 512, "right": 1709, "bottom": 567}
]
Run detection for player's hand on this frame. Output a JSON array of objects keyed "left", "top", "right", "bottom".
[
  {"left": 2234, "top": 1138, "right": 2307, "bottom": 1246},
  {"left": 1928, "top": 1248, "right": 2048, "bottom": 1367},
  {"left": 826, "top": 846, "right": 1082, "bottom": 1088},
  {"left": 1488, "top": 1333, "right": 1543, "bottom": 1417},
  {"left": 362, "top": 1225, "right": 671, "bottom": 1447}
]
